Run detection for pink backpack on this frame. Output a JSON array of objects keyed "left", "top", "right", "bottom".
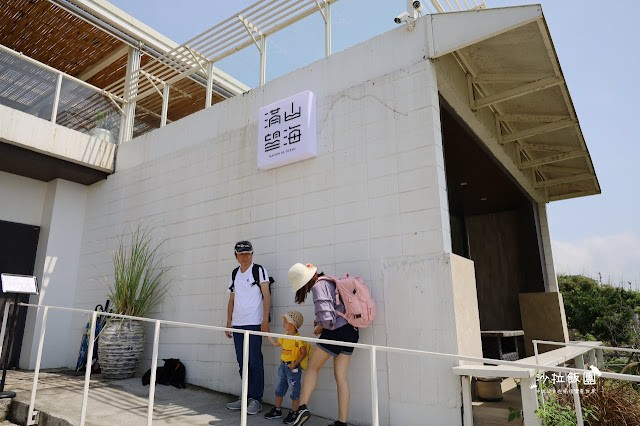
[{"left": 323, "top": 274, "right": 376, "bottom": 329}]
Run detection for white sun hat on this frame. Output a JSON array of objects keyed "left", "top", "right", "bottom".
[{"left": 288, "top": 263, "right": 317, "bottom": 293}]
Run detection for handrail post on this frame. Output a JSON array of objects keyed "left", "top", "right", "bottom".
[
  {"left": 521, "top": 377, "right": 540, "bottom": 426},
  {"left": 370, "top": 346, "right": 379, "bottom": 426},
  {"left": 26, "top": 306, "right": 49, "bottom": 426},
  {"left": 571, "top": 372, "right": 584, "bottom": 426},
  {"left": 0, "top": 301, "right": 10, "bottom": 359},
  {"left": 241, "top": 330, "right": 250, "bottom": 426},
  {"left": 147, "top": 320, "right": 161, "bottom": 426},
  {"left": 51, "top": 73, "right": 63, "bottom": 123},
  {"left": 80, "top": 310, "right": 98, "bottom": 426}
]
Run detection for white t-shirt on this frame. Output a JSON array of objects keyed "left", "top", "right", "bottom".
[{"left": 228, "top": 263, "right": 269, "bottom": 326}]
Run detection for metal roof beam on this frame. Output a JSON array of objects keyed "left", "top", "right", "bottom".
[
  {"left": 473, "top": 76, "right": 563, "bottom": 110},
  {"left": 520, "top": 143, "right": 575, "bottom": 153},
  {"left": 534, "top": 172, "right": 594, "bottom": 188},
  {"left": 536, "top": 165, "right": 587, "bottom": 175},
  {"left": 548, "top": 189, "right": 599, "bottom": 202},
  {"left": 501, "top": 118, "right": 578, "bottom": 144},
  {"left": 473, "top": 73, "right": 554, "bottom": 83},
  {"left": 499, "top": 114, "right": 571, "bottom": 123},
  {"left": 520, "top": 150, "right": 587, "bottom": 169}
]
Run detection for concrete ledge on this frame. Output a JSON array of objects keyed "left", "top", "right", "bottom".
[{"left": 0, "top": 104, "right": 115, "bottom": 173}]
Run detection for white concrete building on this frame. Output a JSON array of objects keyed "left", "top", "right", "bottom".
[{"left": 0, "top": 1, "right": 600, "bottom": 424}]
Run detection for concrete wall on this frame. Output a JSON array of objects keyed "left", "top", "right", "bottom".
[
  {"left": 19, "top": 179, "right": 88, "bottom": 369},
  {"left": 0, "top": 172, "right": 47, "bottom": 226},
  {"left": 537, "top": 204, "right": 558, "bottom": 292},
  {"left": 66, "top": 19, "right": 468, "bottom": 425},
  {"left": 0, "top": 172, "right": 88, "bottom": 368}
]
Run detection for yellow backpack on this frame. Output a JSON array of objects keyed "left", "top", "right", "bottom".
[{"left": 299, "top": 341, "right": 312, "bottom": 370}]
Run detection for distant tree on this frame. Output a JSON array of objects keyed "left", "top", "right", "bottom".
[{"left": 559, "top": 274, "right": 640, "bottom": 348}]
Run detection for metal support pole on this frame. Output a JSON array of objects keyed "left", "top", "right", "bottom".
[
  {"left": 0, "top": 297, "right": 19, "bottom": 397},
  {"left": 206, "top": 61, "right": 214, "bottom": 108},
  {"left": 121, "top": 46, "right": 141, "bottom": 143},
  {"left": 26, "top": 306, "right": 49, "bottom": 426},
  {"left": 80, "top": 311, "right": 98, "bottom": 426},
  {"left": 596, "top": 349, "right": 604, "bottom": 369},
  {"left": 461, "top": 376, "right": 473, "bottom": 426},
  {"left": 161, "top": 84, "right": 170, "bottom": 127},
  {"left": 520, "top": 377, "right": 540, "bottom": 426},
  {"left": 51, "top": 73, "right": 63, "bottom": 123},
  {"left": 574, "top": 354, "right": 585, "bottom": 370},
  {"left": 147, "top": 320, "right": 161, "bottom": 426},
  {"left": 572, "top": 375, "right": 584, "bottom": 426},
  {"left": 241, "top": 330, "right": 250, "bottom": 426},
  {"left": 325, "top": 2, "right": 331, "bottom": 57},
  {"left": 370, "top": 346, "right": 379, "bottom": 426},
  {"left": 0, "top": 303, "right": 9, "bottom": 364},
  {"left": 259, "top": 36, "right": 267, "bottom": 86}
]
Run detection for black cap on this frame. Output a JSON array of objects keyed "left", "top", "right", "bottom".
[{"left": 234, "top": 241, "right": 253, "bottom": 254}]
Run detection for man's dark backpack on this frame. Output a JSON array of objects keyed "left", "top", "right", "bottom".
[{"left": 229, "top": 264, "right": 275, "bottom": 322}]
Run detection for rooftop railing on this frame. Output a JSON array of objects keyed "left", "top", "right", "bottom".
[{"left": 0, "top": 43, "right": 124, "bottom": 144}]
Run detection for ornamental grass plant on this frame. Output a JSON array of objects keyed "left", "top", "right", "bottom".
[{"left": 108, "top": 224, "right": 171, "bottom": 318}]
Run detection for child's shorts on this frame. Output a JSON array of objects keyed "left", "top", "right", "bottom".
[
  {"left": 318, "top": 324, "right": 359, "bottom": 357},
  {"left": 275, "top": 361, "right": 302, "bottom": 400}
]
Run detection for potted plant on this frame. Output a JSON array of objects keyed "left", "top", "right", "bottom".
[
  {"left": 89, "top": 109, "right": 116, "bottom": 143},
  {"left": 98, "top": 224, "right": 171, "bottom": 379}
]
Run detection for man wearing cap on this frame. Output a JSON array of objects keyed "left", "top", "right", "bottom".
[{"left": 225, "top": 240, "right": 271, "bottom": 414}]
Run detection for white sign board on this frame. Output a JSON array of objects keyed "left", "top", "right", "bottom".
[
  {"left": 1, "top": 274, "right": 39, "bottom": 295},
  {"left": 258, "top": 90, "right": 317, "bottom": 170}
]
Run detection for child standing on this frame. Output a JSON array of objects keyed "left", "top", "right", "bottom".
[{"left": 265, "top": 310, "right": 309, "bottom": 424}]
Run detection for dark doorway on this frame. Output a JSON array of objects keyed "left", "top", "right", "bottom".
[
  {"left": 0, "top": 220, "right": 40, "bottom": 368},
  {"left": 440, "top": 101, "right": 546, "bottom": 331}
]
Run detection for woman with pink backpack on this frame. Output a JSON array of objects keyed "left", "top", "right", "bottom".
[{"left": 287, "top": 262, "right": 362, "bottom": 426}]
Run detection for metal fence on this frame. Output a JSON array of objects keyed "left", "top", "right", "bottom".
[{"left": 4, "top": 302, "right": 640, "bottom": 426}]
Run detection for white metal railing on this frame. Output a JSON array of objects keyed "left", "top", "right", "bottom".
[
  {"left": 532, "top": 339, "right": 640, "bottom": 426},
  {"left": 0, "top": 43, "right": 124, "bottom": 143},
  {"left": 5, "top": 302, "right": 640, "bottom": 426}
]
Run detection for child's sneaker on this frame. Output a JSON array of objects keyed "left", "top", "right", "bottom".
[
  {"left": 283, "top": 410, "right": 297, "bottom": 424},
  {"left": 265, "top": 407, "right": 282, "bottom": 419},
  {"left": 291, "top": 404, "right": 311, "bottom": 425}
]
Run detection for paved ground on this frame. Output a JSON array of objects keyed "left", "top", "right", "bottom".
[{"left": 3, "top": 370, "right": 332, "bottom": 425}]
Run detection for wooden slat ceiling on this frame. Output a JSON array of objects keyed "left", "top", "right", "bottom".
[
  {"left": 0, "top": 0, "right": 123, "bottom": 76},
  {"left": 0, "top": 0, "right": 223, "bottom": 137}
]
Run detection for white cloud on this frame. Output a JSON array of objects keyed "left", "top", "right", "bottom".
[{"left": 552, "top": 232, "right": 640, "bottom": 287}]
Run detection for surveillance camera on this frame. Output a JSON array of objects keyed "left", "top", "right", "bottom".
[
  {"left": 394, "top": 11, "right": 409, "bottom": 24},
  {"left": 412, "top": 1, "right": 423, "bottom": 13}
]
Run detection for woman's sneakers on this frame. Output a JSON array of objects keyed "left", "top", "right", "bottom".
[
  {"left": 265, "top": 407, "right": 282, "bottom": 419},
  {"left": 291, "top": 404, "right": 311, "bottom": 425}
]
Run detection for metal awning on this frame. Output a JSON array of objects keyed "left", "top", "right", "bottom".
[{"left": 431, "top": 5, "right": 600, "bottom": 202}]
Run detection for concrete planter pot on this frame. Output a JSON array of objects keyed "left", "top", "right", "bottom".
[
  {"left": 98, "top": 320, "right": 145, "bottom": 379},
  {"left": 89, "top": 127, "right": 115, "bottom": 144}
]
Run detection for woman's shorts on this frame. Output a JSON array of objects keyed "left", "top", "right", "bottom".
[{"left": 317, "top": 324, "right": 359, "bottom": 357}]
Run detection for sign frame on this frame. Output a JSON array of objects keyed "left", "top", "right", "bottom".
[
  {"left": 0, "top": 273, "right": 39, "bottom": 295},
  {"left": 258, "top": 90, "right": 317, "bottom": 170}
]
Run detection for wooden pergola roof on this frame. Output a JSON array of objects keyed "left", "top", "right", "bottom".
[{"left": 0, "top": 0, "right": 229, "bottom": 138}]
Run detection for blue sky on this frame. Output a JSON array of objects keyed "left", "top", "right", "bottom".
[{"left": 109, "top": 0, "right": 640, "bottom": 287}]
